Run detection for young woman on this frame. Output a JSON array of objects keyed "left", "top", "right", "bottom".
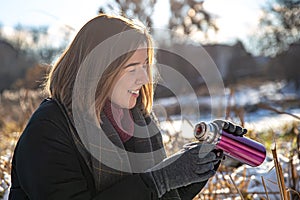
[{"left": 8, "top": 14, "right": 246, "bottom": 200}]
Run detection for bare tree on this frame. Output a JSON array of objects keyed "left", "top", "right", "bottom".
[
  {"left": 168, "top": 0, "right": 218, "bottom": 41},
  {"left": 8, "top": 24, "right": 72, "bottom": 63},
  {"left": 0, "top": 24, "right": 71, "bottom": 90},
  {"left": 98, "top": 0, "right": 157, "bottom": 28},
  {"left": 98, "top": 0, "right": 218, "bottom": 40},
  {"left": 251, "top": 0, "right": 300, "bottom": 57}
]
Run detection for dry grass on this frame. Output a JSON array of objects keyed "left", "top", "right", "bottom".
[
  {"left": 160, "top": 116, "right": 300, "bottom": 199},
  {"left": 0, "top": 89, "right": 45, "bottom": 198},
  {"left": 160, "top": 86, "right": 300, "bottom": 199},
  {"left": 0, "top": 88, "right": 299, "bottom": 199}
]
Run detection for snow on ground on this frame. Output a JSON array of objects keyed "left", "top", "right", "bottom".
[
  {"left": 155, "top": 80, "right": 300, "bottom": 198},
  {"left": 1, "top": 81, "right": 299, "bottom": 199},
  {"left": 155, "top": 80, "right": 300, "bottom": 137},
  {"left": 235, "top": 153, "right": 300, "bottom": 199}
]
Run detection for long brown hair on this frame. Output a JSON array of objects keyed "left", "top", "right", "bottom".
[{"left": 45, "top": 14, "right": 155, "bottom": 122}]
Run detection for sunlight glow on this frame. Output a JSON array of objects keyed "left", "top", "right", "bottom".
[
  {"left": 202, "top": 0, "right": 264, "bottom": 44},
  {"left": 0, "top": 0, "right": 266, "bottom": 45}
]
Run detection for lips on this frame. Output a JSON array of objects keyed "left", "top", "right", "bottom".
[{"left": 128, "top": 89, "right": 139, "bottom": 95}]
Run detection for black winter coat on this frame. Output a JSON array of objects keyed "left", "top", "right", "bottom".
[{"left": 8, "top": 99, "right": 206, "bottom": 200}]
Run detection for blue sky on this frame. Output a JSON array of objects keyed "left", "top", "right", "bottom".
[
  {"left": 0, "top": 0, "right": 101, "bottom": 30},
  {"left": 0, "top": 0, "right": 266, "bottom": 44}
]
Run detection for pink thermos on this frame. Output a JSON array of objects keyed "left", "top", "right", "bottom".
[{"left": 194, "top": 122, "right": 266, "bottom": 167}]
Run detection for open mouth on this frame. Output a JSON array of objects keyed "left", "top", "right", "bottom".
[{"left": 128, "top": 89, "right": 139, "bottom": 95}]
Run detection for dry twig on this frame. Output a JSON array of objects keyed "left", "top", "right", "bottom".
[
  {"left": 271, "top": 142, "right": 290, "bottom": 200},
  {"left": 261, "top": 176, "right": 270, "bottom": 200}
]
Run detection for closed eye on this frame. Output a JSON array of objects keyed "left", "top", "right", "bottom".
[
  {"left": 124, "top": 58, "right": 148, "bottom": 68},
  {"left": 124, "top": 58, "right": 149, "bottom": 72},
  {"left": 127, "top": 66, "right": 136, "bottom": 72}
]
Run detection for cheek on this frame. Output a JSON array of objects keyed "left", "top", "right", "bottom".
[
  {"left": 110, "top": 80, "right": 135, "bottom": 108},
  {"left": 117, "top": 74, "right": 133, "bottom": 88},
  {"left": 111, "top": 76, "right": 130, "bottom": 97}
]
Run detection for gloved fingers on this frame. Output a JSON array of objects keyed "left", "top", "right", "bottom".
[
  {"left": 184, "top": 143, "right": 215, "bottom": 157},
  {"left": 195, "top": 169, "right": 216, "bottom": 181},
  {"left": 224, "top": 121, "right": 247, "bottom": 136},
  {"left": 213, "top": 119, "right": 247, "bottom": 136},
  {"left": 226, "top": 122, "right": 236, "bottom": 133},
  {"left": 225, "top": 122, "right": 247, "bottom": 136},
  {"left": 213, "top": 119, "right": 227, "bottom": 129},
  {"left": 213, "top": 160, "right": 222, "bottom": 171},
  {"left": 233, "top": 125, "right": 247, "bottom": 136},
  {"left": 213, "top": 159, "right": 221, "bottom": 166},
  {"left": 240, "top": 126, "right": 248, "bottom": 136},
  {"left": 194, "top": 162, "right": 215, "bottom": 174},
  {"left": 188, "top": 143, "right": 215, "bottom": 156},
  {"left": 202, "top": 149, "right": 224, "bottom": 160},
  {"left": 196, "top": 151, "right": 222, "bottom": 164},
  {"left": 198, "top": 151, "right": 216, "bottom": 163},
  {"left": 212, "top": 149, "right": 224, "bottom": 160}
]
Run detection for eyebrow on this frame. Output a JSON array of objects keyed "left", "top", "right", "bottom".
[{"left": 124, "top": 57, "right": 149, "bottom": 68}]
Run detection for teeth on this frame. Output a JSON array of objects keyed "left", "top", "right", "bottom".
[{"left": 128, "top": 90, "right": 139, "bottom": 94}]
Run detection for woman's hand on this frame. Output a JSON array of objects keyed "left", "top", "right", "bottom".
[
  {"left": 213, "top": 119, "right": 247, "bottom": 136},
  {"left": 141, "top": 143, "right": 222, "bottom": 198}
]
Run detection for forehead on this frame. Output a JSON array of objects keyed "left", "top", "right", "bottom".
[
  {"left": 131, "top": 48, "right": 148, "bottom": 59},
  {"left": 124, "top": 47, "right": 148, "bottom": 64}
]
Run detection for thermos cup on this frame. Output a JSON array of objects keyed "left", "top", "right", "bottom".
[{"left": 194, "top": 122, "right": 266, "bottom": 167}]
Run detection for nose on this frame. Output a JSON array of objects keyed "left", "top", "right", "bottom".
[{"left": 135, "top": 67, "right": 149, "bottom": 85}]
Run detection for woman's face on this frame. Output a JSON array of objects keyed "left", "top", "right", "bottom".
[{"left": 109, "top": 47, "right": 149, "bottom": 109}]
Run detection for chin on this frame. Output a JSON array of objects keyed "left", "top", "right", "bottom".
[
  {"left": 128, "top": 103, "right": 136, "bottom": 109},
  {"left": 119, "top": 102, "right": 136, "bottom": 109},
  {"left": 128, "top": 100, "right": 137, "bottom": 109}
]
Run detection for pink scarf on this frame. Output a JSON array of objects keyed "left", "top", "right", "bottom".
[{"left": 103, "top": 100, "right": 134, "bottom": 143}]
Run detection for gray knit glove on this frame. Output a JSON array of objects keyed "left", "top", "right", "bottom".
[
  {"left": 141, "top": 143, "right": 222, "bottom": 198},
  {"left": 213, "top": 119, "right": 247, "bottom": 136}
]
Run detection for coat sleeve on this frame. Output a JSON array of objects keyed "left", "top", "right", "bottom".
[
  {"left": 14, "top": 120, "right": 157, "bottom": 200},
  {"left": 92, "top": 173, "right": 158, "bottom": 199}
]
